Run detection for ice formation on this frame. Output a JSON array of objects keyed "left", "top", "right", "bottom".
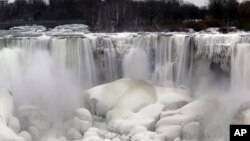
[{"left": 0, "top": 26, "right": 249, "bottom": 140}]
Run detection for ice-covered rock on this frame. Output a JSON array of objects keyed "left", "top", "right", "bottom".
[
  {"left": 0, "top": 87, "right": 14, "bottom": 124},
  {"left": 84, "top": 136, "right": 103, "bottom": 141},
  {"left": 52, "top": 24, "right": 89, "bottom": 32},
  {"left": 82, "top": 127, "right": 128, "bottom": 141},
  {"left": 7, "top": 116, "right": 20, "bottom": 134},
  {"left": 76, "top": 108, "right": 93, "bottom": 123},
  {"left": 109, "top": 103, "right": 164, "bottom": 133},
  {"left": 28, "top": 126, "right": 39, "bottom": 140},
  {"left": 174, "top": 138, "right": 181, "bottom": 141},
  {"left": 155, "top": 85, "right": 191, "bottom": 110},
  {"left": 42, "top": 137, "right": 67, "bottom": 141},
  {"left": 181, "top": 122, "right": 200, "bottom": 141},
  {"left": 131, "top": 131, "right": 161, "bottom": 141},
  {"left": 84, "top": 79, "right": 156, "bottom": 116},
  {"left": 156, "top": 125, "right": 181, "bottom": 141},
  {"left": 155, "top": 99, "right": 216, "bottom": 141},
  {"left": 66, "top": 128, "right": 82, "bottom": 140},
  {"left": 80, "top": 121, "right": 92, "bottom": 134},
  {"left": 0, "top": 87, "right": 22, "bottom": 140},
  {"left": 69, "top": 116, "right": 92, "bottom": 134},
  {"left": 10, "top": 25, "right": 46, "bottom": 32},
  {"left": 160, "top": 100, "right": 216, "bottom": 119},
  {"left": 70, "top": 117, "right": 84, "bottom": 131},
  {"left": 233, "top": 101, "right": 250, "bottom": 124},
  {"left": 19, "top": 131, "right": 32, "bottom": 141},
  {"left": 18, "top": 105, "right": 51, "bottom": 132},
  {"left": 129, "top": 126, "right": 147, "bottom": 136},
  {"left": 112, "top": 137, "right": 121, "bottom": 141},
  {"left": 83, "top": 78, "right": 197, "bottom": 137},
  {"left": 0, "top": 123, "right": 22, "bottom": 140},
  {"left": 84, "top": 79, "right": 160, "bottom": 133},
  {"left": 156, "top": 114, "right": 194, "bottom": 129}
]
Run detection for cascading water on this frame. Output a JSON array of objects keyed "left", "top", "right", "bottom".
[
  {"left": 51, "top": 37, "right": 97, "bottom": 88},
  {"left": 152, "top": 34, "right": 190, "bottom": 85},
  {"left": 231, "top": 43, "right": 250, "bottom": 92},
  {"left": 1, "top": 32, "right": 250, "bottom": 106},
  {"left": 123, "top": 47, "right": 150, "bottom": 80}
]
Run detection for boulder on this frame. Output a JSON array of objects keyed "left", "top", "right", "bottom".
[{"left": 66, "top": 128, "right": 82, "bottom": 140}]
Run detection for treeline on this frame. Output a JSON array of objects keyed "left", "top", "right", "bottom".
[{"left": 0, "top": 0, "right": 250, "bottom": 31}]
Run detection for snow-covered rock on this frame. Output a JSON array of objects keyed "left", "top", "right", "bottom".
[
  {"left": 42, "top": 137, "right": 67, "bottom": 141},
  {"left": 84, "top": 79, "right": 160, "bottom": 133},
  {"left": 233, "top": 101, "right": 250, "bottom": 124},
  {"left": 18, "top": 105, "right": 51, "bottom": 132},
  {"left": 84, "top": 79, "right": 156, "bottom": 116},
  {"left": 76, "top": 108, "right": 93, "bottom": 123},
  {"left": 82, "top": 79, "right": 200, "bottom": 140},
  {"left": 69, "top": 116, "right": 92, "bottom": 134},
  {"left": 0, "top": 123, "right": 22, "bottom": 140},
  {"left": 80, "top": 121, "right": 92, "bottom": 134},
  {"left": 156, "top": 86, "right": 191, "bottom": 110},
  {"left": 131, "top": 131, "right": 161, "bottom": 141},
  {"left": 28, "top": 126, "right": 39, "bottom": 140},
  {"left": 156, "top": 125, "right": 181, "bottom": 141},
  {"left": 84, "top": 136, "right": 103, "bottom": 141},
  {"left": 19, "top": 131, "right": 32, "bottom": 141},
  {"left": 7, "top": 116, "right": 20, "bottom": 134},
  {"left": 0, "top": 87, "right": 22, "bottom": 140},
  {"left": 0, "top": 87, "right": 14, "bottom": 124},
  {"left": 129, "top": 126, "right": 147, "bottom": 136},
  {"left": 181, "top": 122, "right": 200, "bottom": 141},
  {"left": 66, "top": 128, "right": 82, "bottom": 140}
]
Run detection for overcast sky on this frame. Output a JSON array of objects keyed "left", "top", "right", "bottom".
[{"left": 7, "top": 0, "right": 250, "bottom": 7}]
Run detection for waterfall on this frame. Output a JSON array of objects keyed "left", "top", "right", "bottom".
[
  {"left": 94, "top": 38, "right": 119, "bottom": 83},
  {"left": 123, "top": 47, "right": 150, "bottom": 80},
  {"left": 51, "top": 38, "right": 97, "bottom": 88},
  {"left": 0, "top": 32, "right": 250, "bottom": 99},
  {"left": 152, "top": 34, "right": 190, "bottom": 85},
  {"left": 0, "top": 48, "right": 24, "bottom": 87},
  {"left": 231, "top": 43, "right": 250, "bottom": 92}
]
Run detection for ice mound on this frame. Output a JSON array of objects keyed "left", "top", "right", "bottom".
[
  {"left": 84, "top": 79, "right": 157, "bottom": 117},
  {"left": 233, "top": 101, "right": 250, "bottom": 124},
  {"left": 9, "top": 25, "right": 46, "bottom": 32},
  {"left": 0, "top": 79, "right": 242, "bottom": 141},
  {"left": 18, "top": 105, "right": 51, "bottom": 132},
  {"left": 82, "top": 78, "right": 205, "bottom": 140},
  {"left": 0, "top": 87, "right": 28, "bottom": 140},
  {"left": 84, "top": 79, "right": 160, "bottom": 133},
  {"left": 0, "top": 87, "right": 14, "bottom": 124},
  {"left": 155, "top": 85, "right": 191, "bottom": 110},
  {"left": 156, "top": 99, "right": 217, "bottom": 140},
  {"left": 66, "top": 108, "right": 93, "bottom": 140},
  {"left": 82, "top": 79, "right": 241, "bottom": 141},
  {"left": 52, "top": 24, "right": 90, "bottom": 32}
]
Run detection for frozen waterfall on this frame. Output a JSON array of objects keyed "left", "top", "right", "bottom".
[
  {"left": 1, "top": 32, "right": 250, "bottom": 90},
  {"left": 1, "top": 29, "right": 250, "bottom": 141}
]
